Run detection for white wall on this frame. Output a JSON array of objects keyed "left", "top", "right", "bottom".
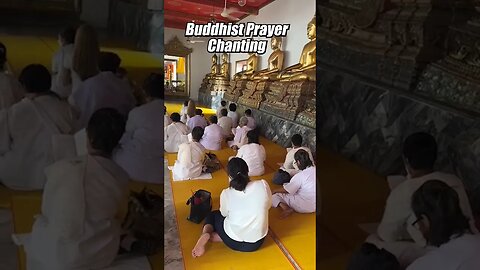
[
  {"left": 164, "top": 28, "right": 211, "bottom": 101},
  {"left": 228, "top": 0, "right": 316, "bottom": 77}
]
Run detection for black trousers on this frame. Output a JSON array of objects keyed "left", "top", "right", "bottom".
[{"left": 204, "top": 210, "right": 265, "bottom": 252}]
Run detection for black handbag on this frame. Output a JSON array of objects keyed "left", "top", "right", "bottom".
[{"left": 186, "top": 189, "right": 212, "bottom": 224}]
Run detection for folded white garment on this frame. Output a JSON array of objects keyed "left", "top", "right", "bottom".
[{"left": 167, "top": 166, "right": 212, "bottom": 181}]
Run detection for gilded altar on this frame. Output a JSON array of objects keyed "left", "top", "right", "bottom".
[
  {"left": 224, "top": 79, "right": 247, "bottom": 103},
  {"left": 223, "top": 16, "right": 317, "bottom": 128}
]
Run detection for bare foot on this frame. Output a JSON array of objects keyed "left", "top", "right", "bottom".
[
  {"left": 210, "top": 232, "right": 223, "bottom": 242},
  {"left": 192, "top": 233, "right": 210, "bottom": 258},
  {"left": 280, "top": 208, "right": 294, "bottom": 219}
]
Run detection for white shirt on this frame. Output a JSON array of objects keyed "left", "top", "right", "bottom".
[
  {"left": 246, "top": 116, "right": 256, "bottom": 129},
  {"left": 201, "top": 123, "right": 224, "bottom": 151},
  {"left": 407, "top": 234, "right": 480, "bottom": 270},
  {"left": 164, "top": 122, "right": 189, "bottom": 153},
  {"left": 282, "top": 146, "right": 315, "bottom": 176},
  {"left": 71, "top": 71, "right": 136, "bottom": 130},
  {"left": 229, "top": 126, "right": 251, "bottom": 148},
  {"left": 187, "top": 115, "right": 208, "bottom": 130},
  {"left": 114, "top": 100, "right": 163, "bottom": 183},
  {"left": 164, "top": 113, "right": 171, "bottom": 128},
  {"left": 227, "top": 111, "right": 239, "bottom": 128},
  {"left": 218, "top": 116, "right": 233, "bottom": 136},
  {"left": 220, "top": 180, "right": 272, "bottom": 242},
  {"left": 0, "top": 95, "right": 75, "bottom": 190},
  {"left": 378, "top": 172, "right": 477, "bottom": 245},
  {"left": 236, "top": 143, "right": 266, "bottom": 176},
  {"left": 283, "top": 166, "right": 316, "bottom": 213},
  {"left": 51, "top": 44, "right": 74, "bottom": 98},
  {"left": 216, "top": 106, "right": 226, "bottom": 118},
  {"left": 180, "top": 105, "right": 188, "bottom": 123}
]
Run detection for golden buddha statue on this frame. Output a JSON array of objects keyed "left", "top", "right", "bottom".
[
  {"left": 277, "top": 16, "right": 316, "bottom": 82},
  {"left": 251, "top": 37, "right": 285, "bottom": 81},
  {"left": 218, "top": 53, "right": 230, "bottom": 79},
  {"left": 233, "top": 53, "right": 258, "bottom": 80},
  {"left": 208, "top": 54, "right": 221, "bottom": 78}
]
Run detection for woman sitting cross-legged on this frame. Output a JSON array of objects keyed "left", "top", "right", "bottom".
[
  {"left": 192, "top": 158, "right": 272, "bottom": 257},
  {"left": 227, "top": 116, "right": 251, "bottom": 150},
  {"left": 272, "top": 149, "right": 316, "bottom": 218}
]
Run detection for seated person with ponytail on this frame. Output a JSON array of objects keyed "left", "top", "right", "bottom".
[
  {"left": 406, "top": 180, "right": 480, "bottom": 270},
  {"left": 272, "top": 149, "right": 316, "bottom": 218},
  {"left": 192, "top": 158, "right": 272, "bottom": 257}
]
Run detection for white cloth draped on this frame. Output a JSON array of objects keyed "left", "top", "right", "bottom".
[
  {"left": 71, "top": 71, "right": 136, "bottom": 130},
  {"left": 164, "top": 122, "right": 189, "bottom": 153},
  {"left": 114, "top": 100, "right": 163, "bottom": 183},
  {"left": 20, "top": 155, "right": 129, "bottom": 270},
  {"left": 227, "top": 111, "right": 239, "bottom": 128},
  {"left": 218, "top": 116, "right": 233, "bottom": 137},
  {"left": 172, "top": 141, "right": 205, "bottom": 180},
  {"left": 0, "top": 95, "right": 74, "bottom": 190}
]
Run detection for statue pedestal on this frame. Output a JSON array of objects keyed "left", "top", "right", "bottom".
[
  {"left": 238, "top": 81, "right": 270, "bottom": 109},
  {"left": 224, "top": 79, "right": 247, "bottom": 103},
  {"left": 199, "top": 75, "right": 229, "bottom": 107},
  {"left": 260, "top": 80, "right": 315, "bottom": 121}
]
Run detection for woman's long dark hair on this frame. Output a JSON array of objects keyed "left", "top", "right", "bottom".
[
  {"left": 412, "top": 180, "right": 471, "bottom": 247},
  {"left": 294, "top": 149, "right": 313, "bottom": 170},
  {"left": 227, "top": 158, "right": 250, "bottom": 191}
]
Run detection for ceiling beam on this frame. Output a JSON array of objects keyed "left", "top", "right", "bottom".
[
  {"left": 164, "top": 10, "right": 230, "bottom": 23},
  {"left": 178, "top": 0, "right": 259, "bottom": 15}
]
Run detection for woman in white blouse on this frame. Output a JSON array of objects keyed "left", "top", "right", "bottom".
[
  {"left": 406, "top": 180, "right": 480, "bottom": 270},
  {"left": 272, "top": 149, "right": 316, "bottom": 218},
  {"left": 192, "top": 158, "right": 272, "bottom": 257},
  {"left": 235, "top": 130, "right": 266, "bottom": 176}
]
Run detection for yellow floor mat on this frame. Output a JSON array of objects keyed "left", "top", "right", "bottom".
[
  {"left": 167, "top": 141, "right": 316, "bottom": 269},
  {"left": 0, "top": 34, "right": 161, "bottom": 85},
  {"left": 317, "top": 145, "right": 389, "bottom": 249},
  {"left": 269, "top": 210, "right": 316, "bottom": 270},
  {"left": 168, "top": 169, "right": 294, "bottom": 270},
  {"left": 9, "top": 182, "right": 163, "bottom": 270},
  {"left": 166, "top": 102, "right": 216, "bottom": 118}
]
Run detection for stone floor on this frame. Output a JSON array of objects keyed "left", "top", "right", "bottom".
[{"left": 164, "top": 159, "right": 184, "bottom": 269}]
